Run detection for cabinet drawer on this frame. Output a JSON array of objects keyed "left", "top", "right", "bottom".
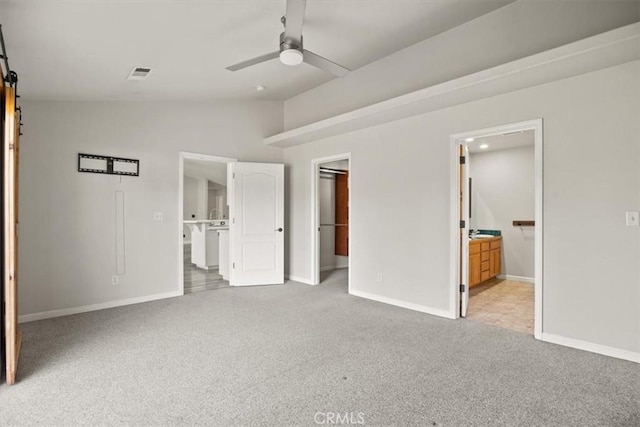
[
  {"left": 490, "top": 240, "right": 502, "bottom": 250},
  {"left": 481, "top": 260, "right": 490, "bottom": 272},
  {"left": 481, "top": 270, "right": 490, "bottom": 281},
  {"left": 469, "top": 243, "right": 480, "bottom": 255},
  {"left": 481, "top": 242, "right": 490, "bottom": 252},
  {"left": 481, "top": 251, "right": 490, "bottom": 261}
]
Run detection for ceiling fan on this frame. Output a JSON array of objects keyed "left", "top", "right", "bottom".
[{"left": 226, "top": 0, "right": 350, "bottom": 77}]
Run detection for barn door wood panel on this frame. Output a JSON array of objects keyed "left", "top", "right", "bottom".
[
  {"left": 3, "top": 86, "right": 21, "bottom": 385},
  {"left": 335, "top": 171, "right": 348, "bottom": 256}
]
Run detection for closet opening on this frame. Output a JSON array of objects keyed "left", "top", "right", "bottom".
[{"left": 311, "top": 154, "right": 351, "bottom": 292}]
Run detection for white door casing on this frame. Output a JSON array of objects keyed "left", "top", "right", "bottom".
[
  {"left": 229, "top": 162, "right": 284, "bottom": 286},
  {"left": 461, "top": 145, "right": 470, "bottom": 317}
]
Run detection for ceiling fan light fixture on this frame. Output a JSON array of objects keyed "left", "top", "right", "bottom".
[{"left": 280, "top": 48, "right": 303, "bottom": 66}]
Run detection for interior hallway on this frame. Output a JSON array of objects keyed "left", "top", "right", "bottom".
[
  {"left": 2, "top": 274, "right": 637, "bottom": 425},
  {"left": 467, "top": 278, "right": 534, "bottom": 334}
]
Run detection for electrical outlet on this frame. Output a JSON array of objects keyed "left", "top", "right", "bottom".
[
  {"left": 626, "top": 211, "right": 639, "bottom": 226},
  {"left": 377, "top": 273, "right": 383, "bottom": 282},
  {"left": 111, "top": 275, "right": 119, "bottom": 285},
  {"left": 153, "top": 212, "right": 164, "bottom": 221}
]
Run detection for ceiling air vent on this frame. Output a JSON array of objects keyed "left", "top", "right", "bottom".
[{"left": 127, "top": 67, "right": 152, "bottom": 81}]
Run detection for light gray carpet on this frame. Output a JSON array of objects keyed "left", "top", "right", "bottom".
[{"left": 1, "top": 269, "right": 638, "bottom": 426}]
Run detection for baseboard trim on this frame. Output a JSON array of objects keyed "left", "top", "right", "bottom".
[
  {"left": 541, "top": 332, "right": 640, "bottom": 363},
  {"left": 18, "top": 290, "right": 184, "bottom": 323},
  {"left": 497, "top": 274, "right": 534, "bottom": 284},
  {"left": 349, "top": 289, "right": 455, "bottom": 319},
  {"left": 285, "top": 274, "right": 314, "bottom": 285},
  {"left": 320, "top": 265, "right": 349, "bottom": 272}
]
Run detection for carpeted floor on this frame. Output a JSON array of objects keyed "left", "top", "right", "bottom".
[{"left": 1, "top": 269, "right": 638, "bottom": 426}]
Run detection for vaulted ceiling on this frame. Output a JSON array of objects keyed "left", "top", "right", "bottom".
[{"left": 1, "top": 0, "right": 512, "bottom": 101}]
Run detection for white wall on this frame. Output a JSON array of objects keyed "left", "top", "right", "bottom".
[
  {"left": 284, "top": 0, "right": 640, "bottom": 129},
  {"left": 19, "top": 100, "right": 283, "bottom": 317},
  {"left": 470, "top": 145, "right": 535, "bottom": 279},
  {"left": 207, "top": 187, "right": 228, "bottom": 220},
  {"left": 284, "top": 61, "right": 640, "bottom": 354},
  {"left": 183, "top": 175, "right": 198, "bottom": 241}
]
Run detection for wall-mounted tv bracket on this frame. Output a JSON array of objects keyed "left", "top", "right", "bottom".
[{"left": 78, "top": 153, "right": 140, "bottom": 177}]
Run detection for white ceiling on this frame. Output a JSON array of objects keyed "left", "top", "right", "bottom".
[
  {"left": 467, "top": 130, "right": 534, "bottom": 153},
  {"left": 1, "top": 0, "right": 512, "bottom": 101}
]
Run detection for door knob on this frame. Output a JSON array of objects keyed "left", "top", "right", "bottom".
[{"left": 276, "top": 228, "right": 283, "bottom": 232}]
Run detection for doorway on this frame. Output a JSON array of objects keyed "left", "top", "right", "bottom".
[
  {"left": 311, "top": 154, "right": 351, "bottom": 291},
  {"left": 450, "top": 120, "right": 543, "bottom": 338},
  {"left": 178, "top": 152, "right": 236, "bottom": 294}
]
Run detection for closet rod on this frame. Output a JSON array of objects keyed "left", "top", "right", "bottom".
[{"left": 319, "top": 167, "right": 347, "bottom": 175}]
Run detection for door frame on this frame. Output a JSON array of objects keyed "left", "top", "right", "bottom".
[
  {"left": 178, "top": 151, "right": 237, "bottom": 294},
  {"left": 449, "top": 119, "right": 543, "bottom": 339},
  {"left": 310, "top": 153, "right": 351, "bottom": 290}
]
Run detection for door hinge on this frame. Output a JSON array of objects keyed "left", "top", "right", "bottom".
[
  {"left": 460, "top": 284, "right": 465, "bottom": 293},
  {"left": 460, "top": 156, "right": 465, "bottom": 165},
  {"left": 232, "top": 218, "right": 235, "bottom": 224},
  {"left": 459, "top": 220, "right": 465, "bottom": 228},
  {"left": 232, "top": 262, "right": 235, "bottom": 269},
  {"left": 232, "top": 172, "right": 235, "bottom": 179}
]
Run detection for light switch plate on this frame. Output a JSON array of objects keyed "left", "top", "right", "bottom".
[
  {"left": 626, "top": 211, "right": 639, "bottom": 226},
  {"left": 153, "top": 212, "right": 164, "bottom": 221}
]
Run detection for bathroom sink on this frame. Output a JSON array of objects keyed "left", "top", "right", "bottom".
[{"left": 472, "top": 234, "right": 495, "bottom": 239}]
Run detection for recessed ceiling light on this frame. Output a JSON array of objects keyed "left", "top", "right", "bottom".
[
  {"left": 465, "top": 138, "right": 475, "bottom": 142},
  {"left": 479, "top": 144, "right": 489, "bottom": 149},
  {"left": 255, "top": 85, "right": 266, "bottom": 92}
]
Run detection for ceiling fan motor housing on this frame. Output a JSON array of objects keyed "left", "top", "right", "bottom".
[
  {"left": 280, "top": 32, "right": 303, "bottom": 53},
  {"left": 279, "top": 32, "right": 304, "bottom": 65}
]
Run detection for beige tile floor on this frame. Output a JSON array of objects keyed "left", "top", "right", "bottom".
[{"left": 467, "top": 278, "right": 534, "bottom": 334}]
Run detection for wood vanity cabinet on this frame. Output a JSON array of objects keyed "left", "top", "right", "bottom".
[{"left": 469, "top": 237, "right": 502, "bottom": 287}]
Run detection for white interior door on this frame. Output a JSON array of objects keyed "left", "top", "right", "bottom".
[
  {"left": 229, "top": 162, "right": 284, "bottom": 286},
  {"left": 461, "top": 144, "right": 470, "bottom": 317}
]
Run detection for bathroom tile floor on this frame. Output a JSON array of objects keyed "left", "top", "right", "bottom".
[{"left": 467, "top": 278, "right": 534, "bottom": 334}]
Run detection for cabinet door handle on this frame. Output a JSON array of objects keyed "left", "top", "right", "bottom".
[{"left": 276, "top": 228, "right": 283, "bottom": 232}]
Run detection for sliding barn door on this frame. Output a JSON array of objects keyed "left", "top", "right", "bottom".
[{"left": 3, "top": 86, "right": 21, "bottom": 384}]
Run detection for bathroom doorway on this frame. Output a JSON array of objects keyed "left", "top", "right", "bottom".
[
  {"left": 450, "top": 120, "right": 543, "bottom": 338},
  {"left": 179, "top": 152, "right": 236, "bottom": 294},
  {"left": 311, "top": 154, "right": 351, "bottom": 291}
]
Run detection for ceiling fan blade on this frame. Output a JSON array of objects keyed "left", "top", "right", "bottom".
[
  {"left": 226, "top": 51, "right": 280, "bottom": 71},
  {"left": 284, "top": 0, "right": 307, "bottom": 44},
  {"left": 303, "top": 50, "right": 350, "bottom": 77}
]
